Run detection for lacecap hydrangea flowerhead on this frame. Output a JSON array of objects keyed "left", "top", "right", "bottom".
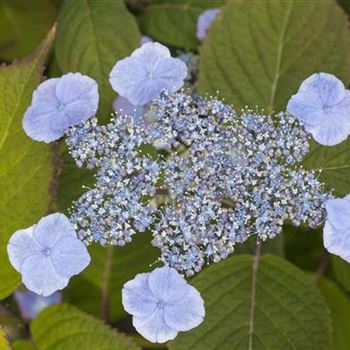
[{"left": 8, "top": 39, "right": 350, "bottom": 343}]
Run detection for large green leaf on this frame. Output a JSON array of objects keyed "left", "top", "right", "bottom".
[
  {"left": 139, "top": 0, "right": 224, "bottom": 51},
  {"left": 303, "top": 138, "right": 350, "bottom": 196},
  {"left": 64, "top": 233, "right": 159, "bottom": 321},
  {"left": 331, "top": 256, "right": 350, "bottom": 293},
  {"left": 284, "top": 225, "right": 323, "bottom": 271},
  {"left": 12, "top": 340, "right": 36, "bottom": 350},
  {"left": 318, "top": 277, "right": 350, "bottom": 350},
  {"left": 30, "top": 304, "right": 139, "bottom": 350},
  {"left": 0, "top": 1, "right": 58, "bottom": 61},
  {"left": 199, "top": 0, "right": 350, "bottom": 113},
  {"left": 170, "top": 254, "right": 332, "bottom": 350},
  {"left": 0, "top": 28, "right": 56, "bottom": 300},
  {"left": 55, "top": 0, "right": 140, "bottom": 123}
]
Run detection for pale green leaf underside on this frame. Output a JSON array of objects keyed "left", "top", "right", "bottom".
[
  {"left": 55, "top": 0, "right": 140, "bottom": 123},
  {"left": 170, "top": 255, "right": 332, "bottom": 350},
  {"left": 30, "top": 304, "right": 139, "bottom": 350},
  {"left": 0, "top": 28, "right": 56, "bottom": 300}
]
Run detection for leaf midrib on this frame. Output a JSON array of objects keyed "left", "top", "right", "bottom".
[{"left": 267, "top": 1, "right": 293, "bottom": 113}]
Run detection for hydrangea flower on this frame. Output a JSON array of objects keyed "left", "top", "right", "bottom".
[
  {"left": 7, "top": 213, "right": 90, "bottom": 296},
  {"left": 323, "top": 194, "right": 350, "bottom": 262},
  {"left": 23, "top": 73, "right": 98, "bottom": 143},
  {"left": 196, "top": 8, "right": 221, "bottom": 40},
  {"left": 14, "top": 289, "right": 61, "bottom": 320},
  {"left": 287, "top": 73, "right": 350, "bottom": 146},
  {"left": 122, "top": 266, "right": 205, "bottom": 343},
  {"left": 109, "top": 42, "right": 187, "bottom": 106}
]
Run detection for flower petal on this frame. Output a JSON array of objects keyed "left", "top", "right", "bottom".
[
  {"left": 132, "top": 42, "right": 170, "bottom": 70},
  {"left": 7, "top": 226, "right": 41, "bottom": 272},
  {"left": 51, "top": 236, "right": 90, "bottom": 278},
  {"left": 22, "top": 103, "right": 65, "bottom": 143},
  {"left": 55, "top": 73, "right": 98, "bottom": 113},
  {"left": 307, "top": 114, "right": 350, "bottom": 146},
  {"left": 326, "top": 195, "right": 350, "bottom": 231},
  {"left": 34, "top": 213, "right": 76, "bottom": 248},
  {"left": 113, "top": 96, "right": 146, "bottom": 124},
  {"left": 298, "top": 72, "right": 346, "bottom": 106},
  {"left": 287, "top": 73, "right": 350, "bottom": 146},
  {"left": 122, "top": 272, "right": 158, "bottom": 318},
  {"left": 109, "top": 42, "right": 187, "bottom": 106},
  {"left": 153, "top": 58, "right": 188, "bottom": 92},
  {"left": 109, "top": 56, "right": 148, "bottom": 98},
  {"left": 127, "top": 79, "right": 165, "bottom": 106},
  {"left": 286, "top": 91, "right": 323, "bottom": 126},
  {"left": 21, "top": 255, "right": 69, "bottom": 296},
  {"left": 164, "top": 284, "right": 205, "bottom": 331},
  {"left": 133, "top": 310, "right": 178, "bottom": 343},
  {"left": 14, "top": 289, "right": 61, "bottom": 320},
  {"left": 196, "top": 8, "right": 221, "bottom": 41},
  {"left": 32, "top": 78, "right": 59, "bottom": 106},
  {"left": 323, "top": 222, "right": 350, "bottom": 263},
  {"left": 148, "top": 266, "right": 188, "bottom": 301}
]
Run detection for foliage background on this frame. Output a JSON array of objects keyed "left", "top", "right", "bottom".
[{"left": 1, "top": 0, "right": 350, "bottom": 349}]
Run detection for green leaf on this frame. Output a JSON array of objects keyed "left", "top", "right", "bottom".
[
  {"left": 55, "top": 0, "right": 140, "bottom": 123},
  {"left": 331, "top": 255, "right": 350, "bottom": 293},
  {"left": 0, "top": 326, "right": 12, "bottom": 350},
  {"left": 318, "top": 277, "right": 350, "bottom": 350},
  {"left": 64, "top": 232, "right": 159, "bottom": 321},
  {"left": 0, "top": 27, "right": 56, "bottom": 300},
  {"left": 12, "top": 340, "right": 36, "bottom": 350},
  {"left": 199, "top": 0, "right": 350, "bottom": 113},
  {"left": 30, "top": 304, "right": 139, "bottom": 350},
  {"left": 284, "top": 225, "right": 323, "bottom": 271},
  {"left": 303, "top": 138, "right": 350, "bottom": 196},
  {"left": 139, "top": 0, "right": 224, "bottom": 51},
  {"left": 0, "top": 1, "right": 58, "bottom": 61},
  {"left": 170, "top": 254, "right": 332, "bottom": 350},
  {"left": 55, "top": 148, "right": 94, "bottom": 213}
]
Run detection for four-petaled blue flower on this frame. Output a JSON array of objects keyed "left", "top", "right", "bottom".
[
  {"left": 196, "top": 8, "right": 221, "bottom": 41},
  {"left": 14, "top": 289, "right": 61, "bottom": 320},
  {"left": 324, "top": 194, "right": 350, "bottom": 263},
  {"left": 7, "top": 213, "right": 91, "bottom": 296},
  {"left": 23, "top": 72, "right": 99, "bottom": 143},
  {"left": 122, "top": 266, "right": 205, "bottom": 343},
  {"left": 109, "top": 42, "right": 188, "bottom": 106},
  {"left": 287, "top": 73, "right": 350, "bottom": 146}
]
